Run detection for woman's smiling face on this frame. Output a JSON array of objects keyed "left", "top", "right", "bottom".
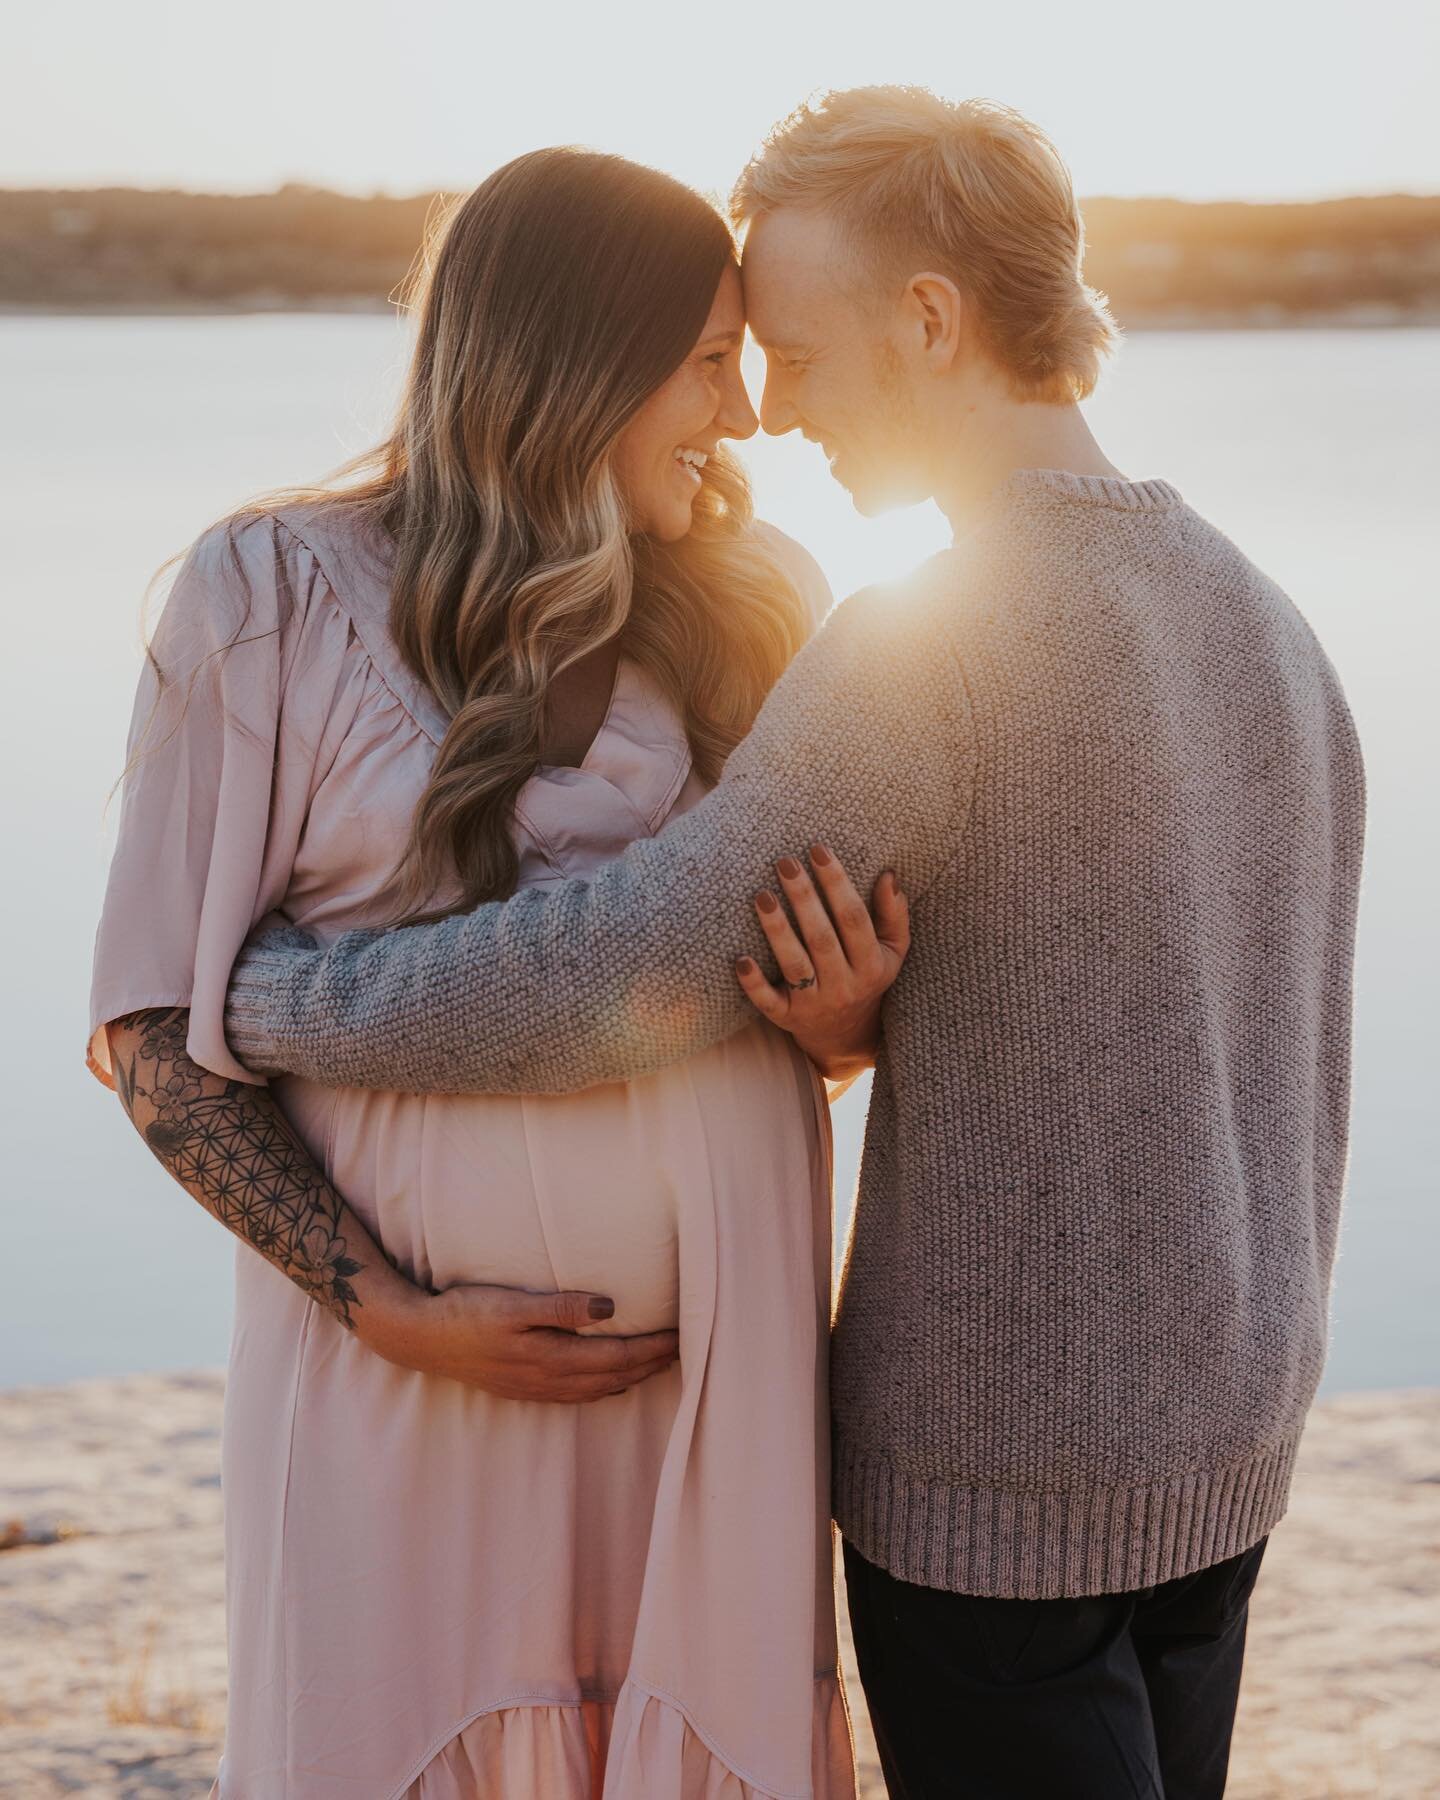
[{"left": 612, "top": 264, "right": 758, "bottom": 542}]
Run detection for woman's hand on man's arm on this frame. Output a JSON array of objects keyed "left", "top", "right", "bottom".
[
  {"left": 106, "top": 1006, "right": 677, "bottom": 1401},
  {"left": 734, "top": 845, "right": 909, "bottom": 1081}
]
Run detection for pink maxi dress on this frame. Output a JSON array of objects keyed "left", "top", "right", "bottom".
[{"left": 86, "top": 506, "right": 857, "bottom": 1800}]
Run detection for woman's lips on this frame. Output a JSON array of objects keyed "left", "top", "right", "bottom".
[{"left": 673, "top": 446, "right": 708, "bottom": 488}]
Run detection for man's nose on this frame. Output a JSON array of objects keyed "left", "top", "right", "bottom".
[
  {"left": 717, "top": 364, "right": 759, "bottom": 442},
  {"left": 759, "top": 368, "right": 799, "bottom": 437}
]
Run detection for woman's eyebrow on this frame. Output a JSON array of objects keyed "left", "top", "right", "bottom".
[{"left": 698, "top": 328, "right": 744, "bottom": 348}]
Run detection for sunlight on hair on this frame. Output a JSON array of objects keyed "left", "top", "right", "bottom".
[{"left": 733, "top": 87, "right": 1116, "bottom": 407}]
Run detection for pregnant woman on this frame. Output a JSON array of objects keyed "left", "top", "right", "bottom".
[{"left": 86, "top": 150, "right": 902, "bottom": 1798}]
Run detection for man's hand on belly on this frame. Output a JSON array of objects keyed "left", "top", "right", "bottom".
[{"left": 365, "top": 1282, "right": 681, "bottom": 1403}]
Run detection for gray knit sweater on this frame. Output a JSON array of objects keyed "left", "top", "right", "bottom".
[{"left": 226, "top": 470, "right": 1365, "bottom": 1600}]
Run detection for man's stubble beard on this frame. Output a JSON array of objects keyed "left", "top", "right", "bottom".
[{"left": 849, "top": 339, "right": 926, "bottom": 514}]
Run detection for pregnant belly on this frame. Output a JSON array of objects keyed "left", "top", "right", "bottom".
[{"left": 294, "top": 1021, "right": 825, "bottom": 1339}]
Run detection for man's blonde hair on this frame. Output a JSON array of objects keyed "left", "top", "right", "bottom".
[{"left": 732, "top": 87, "right": 1117, "bottom": 404}]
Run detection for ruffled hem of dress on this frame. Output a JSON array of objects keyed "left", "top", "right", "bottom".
[{"left": 402, "top": 1671, "right": 855, "bottom": 1800}]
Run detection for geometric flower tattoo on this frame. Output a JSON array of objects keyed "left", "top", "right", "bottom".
[{"left": 110, "top": 1005, "right": 365, "bottom": 1328}]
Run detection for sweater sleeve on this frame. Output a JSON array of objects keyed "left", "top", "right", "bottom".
[{"left": 224, "top": 563, "right": 974, "bottom": 1095}]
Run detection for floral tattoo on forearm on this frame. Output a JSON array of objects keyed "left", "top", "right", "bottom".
[{"left": 111, "top": 1006, "right": 365, "bottom": 1327}]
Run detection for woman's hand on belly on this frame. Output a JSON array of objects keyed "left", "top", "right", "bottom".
[
  {"left": 365, "top": 1281, "right": 680, "bottom": 1403},
  {"left": 735, "top": 846, "right": 910, "bottom": 1081}
]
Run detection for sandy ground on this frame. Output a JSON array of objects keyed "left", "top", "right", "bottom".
[{"left": 0, "top": 1375, "right": 1435, "bottom": 1798}]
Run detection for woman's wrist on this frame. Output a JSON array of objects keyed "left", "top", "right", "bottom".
[
  {"left": 798, "top": 1040, "right": 875, "bottom": 1082},
  {"left": 352, "top": 1267, "right": 438, "bottom": 1371},
  {"left": 793, "top": 1014, "right": 880, "bottom": 1081}
]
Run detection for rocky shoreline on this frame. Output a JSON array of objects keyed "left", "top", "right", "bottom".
[{"left": 1, "top": 1376, "right": 1435, "bottom": 1797}]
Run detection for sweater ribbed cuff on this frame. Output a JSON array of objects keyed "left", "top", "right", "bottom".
[
  {"left": 223, "top": 942, "right": 307, "bottom": 1075},
  {"left": 833, "top": 1427, "right": 1302, "bottom": 1601}
]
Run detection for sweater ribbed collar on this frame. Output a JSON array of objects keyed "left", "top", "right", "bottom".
[
  {"left": 945, "top": 467, "right": 1184, "bottom": 552},
  {"left": 998, "top": 467, "right": 1184, "bottom": 512}
]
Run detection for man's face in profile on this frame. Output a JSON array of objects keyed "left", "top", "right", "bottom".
[{"left": 741, "top": 206, "right": 928, "bottom": 516}]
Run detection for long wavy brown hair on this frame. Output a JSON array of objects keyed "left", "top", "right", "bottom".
[{"left": 132, "top": 148, "right": 809, "bottom": 923}]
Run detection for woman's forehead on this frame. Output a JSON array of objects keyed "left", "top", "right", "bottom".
[{"left": 699, "top": 263, "right": 746, "bottom": 338}]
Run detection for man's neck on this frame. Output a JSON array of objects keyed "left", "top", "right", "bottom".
[{"left": 930, "top": 395, "right": 1125, "bottom": 537}]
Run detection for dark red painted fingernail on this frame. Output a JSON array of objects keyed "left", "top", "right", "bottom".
[
  {"left": 755, "top": 890, "right": 779, "bottom": 913},
  {"left": 735, "top": 956, "right": 756, "bottom": 976},
  {"left": 588, "top": 1296, "right": 615, "bottom": 1320},
  {"left": 810, "top": 844, "right": 832, "bottom": 866},
  {"left": 777, "top": 856, "right": 802, "bottom": 879}
]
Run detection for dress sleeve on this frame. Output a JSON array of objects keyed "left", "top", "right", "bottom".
[{"left": 86, "top": 514, "right": 330, "bottom": 1090}]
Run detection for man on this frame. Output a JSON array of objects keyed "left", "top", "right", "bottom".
[{"left": 224, "top": 88, "right": 1365, "bottom": 1798}]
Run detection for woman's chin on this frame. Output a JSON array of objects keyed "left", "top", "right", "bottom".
[{"left": 644, "top": 500, "right": 697, "bottom": 544}]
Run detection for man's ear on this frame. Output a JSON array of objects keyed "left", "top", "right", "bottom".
[{"left": 908, "top": 272, "right": 964, "bottom": 370}]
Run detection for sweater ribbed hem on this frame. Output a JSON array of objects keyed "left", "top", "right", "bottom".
[{"left": 833, "top": 1428, "right": 1302, "bottom": 1600}]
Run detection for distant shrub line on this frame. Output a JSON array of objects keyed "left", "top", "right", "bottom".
[{"left": 3, "top": 184, "right": 1438, "bottom": 322}]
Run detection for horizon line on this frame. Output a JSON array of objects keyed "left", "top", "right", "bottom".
[{"left": 3, "top": 178, "right": 1438, "bottom": 210}]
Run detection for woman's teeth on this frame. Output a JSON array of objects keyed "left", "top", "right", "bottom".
[{"left": 675, "top": 448, "right": 707, "bottom": 486}]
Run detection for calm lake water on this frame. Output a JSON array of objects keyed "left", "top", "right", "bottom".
[{"left": 1, "top": 317, "right": 1435, "bottom": 1392}]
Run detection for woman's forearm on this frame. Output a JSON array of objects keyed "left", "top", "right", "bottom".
[{"left": 106, "top": 1005, "right": 428, "bottom": 1354}]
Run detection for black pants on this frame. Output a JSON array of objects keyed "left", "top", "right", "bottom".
[{"left": 844, "top": 1535, "right": 1267, "bottom": 1800}]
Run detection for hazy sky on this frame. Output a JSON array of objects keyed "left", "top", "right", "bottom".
[{"left": 5, "top": 0, "right": 1437, "bottom": 201}]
